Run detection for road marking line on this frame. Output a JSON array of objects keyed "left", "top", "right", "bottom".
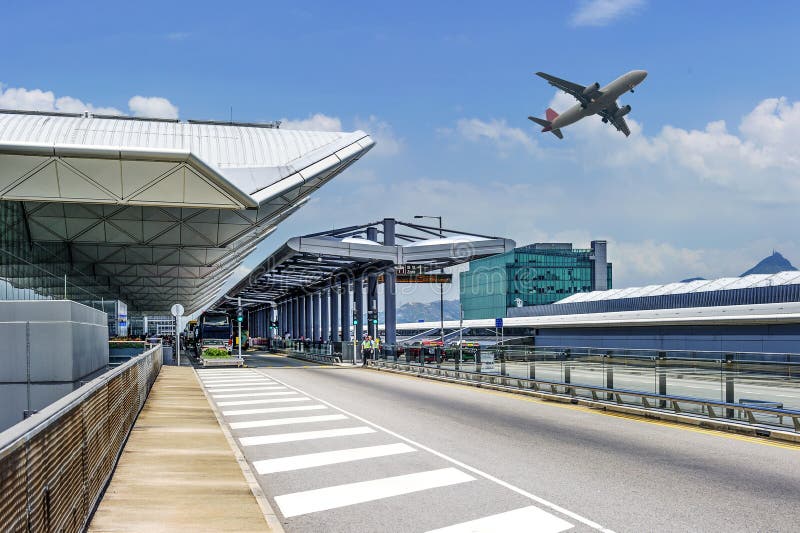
[
  {"left": 207, "top": 386, "right": 285, "bottom": 393},
  {"left": 425, "top": 505, "right": 573, "bottom": 533},
  {"left": 223, "top": 405, "right": 328, "bottom": 416},
  {"left": 254, "top": 443, "right": 416, "bottom": 474},
  {"left": 202, "top": 378, "right": 277, "bottom": 382},
  {"left": 274, "top": 467, "right": 474, "bottom": 518},
  {"left": 217, "top": 394, "right": 300, "bottom": 406},
  {"left": 217, "top": 397, "right": 311, "bottom": 407},
  {"left": 212, "top": 392, "right": 304, "bottom": 400},
  {"left": 230, "top": 414, "right": 348, "bottom": 429},
  {"left": 202, "top": 379, "right": 276, "bottom": 385},
  {"left": 267, "top": 374, "right": 614, "bottom": 532},
  {"left": 240, "top": 426, "right": 376, "bottom": 446}
]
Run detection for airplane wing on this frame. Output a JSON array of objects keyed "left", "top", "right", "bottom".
[
  {"left": 598, "top": 101, "right": 631, "bottom": 137},
  {"left": 535, "top": 72, "right": 601, "bottom": 106}
]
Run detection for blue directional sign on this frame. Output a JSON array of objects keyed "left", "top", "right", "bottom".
[{"left": 495, "top": 318, "right": 503, "bottom": 328}]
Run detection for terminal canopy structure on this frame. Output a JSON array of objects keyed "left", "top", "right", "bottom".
[
  {"left": 0, "top": 110, "right": 374, "bottom": 313},
  {"left": 215, "top": 218, "right": 515, "bottom": 344}
]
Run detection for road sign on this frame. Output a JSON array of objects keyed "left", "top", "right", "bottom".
[
  {"left": 495, "top": 318, "right": 503, "bottom": 328},
  {"left": 171, "top": 303, "right": 184, "bottom": 317}
]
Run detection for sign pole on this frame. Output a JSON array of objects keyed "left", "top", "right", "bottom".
[
  {"left": 171, "top": 303, "right": 185, "bottom": 367},
  {"left": 238, "top": 297, "right": 243, "bottom": 359}
]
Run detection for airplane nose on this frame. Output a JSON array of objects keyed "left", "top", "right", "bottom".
[{"left": 635, "top": 70, "right": 648, "bottom": 83}]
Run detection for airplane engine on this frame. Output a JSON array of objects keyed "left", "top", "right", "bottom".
[
  {"left": 615, "top": 105, "right": 631, "bottom": 119},
  {"left": 582, "top": 82, "right": 600, "bottom": 96}
]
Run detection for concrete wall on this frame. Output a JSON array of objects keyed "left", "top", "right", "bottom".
[
  {"left": 0, "top": 300, "right": 109, "bottom": 430},
  {"left": 535, "top": 324, "right": 800, "bottom": 354}
]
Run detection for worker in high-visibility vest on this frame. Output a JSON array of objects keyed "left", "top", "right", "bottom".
[
  {"left": 361, "top": 335, "right": 373, "bottom": 366},
  {"left": 372, "top": 336, "right": 381, "bottom": 359}
]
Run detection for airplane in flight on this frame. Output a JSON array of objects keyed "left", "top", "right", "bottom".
[{"left": 529, "top": 70, "right": 647, "bottom": 139}]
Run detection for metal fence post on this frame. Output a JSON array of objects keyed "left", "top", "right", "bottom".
[
  {"left": 658, "top": 351, "right": 667, "bottom": 408},
  {"left": 725, "top": 353, "right": 735, "bottom": 418},
  {"left": 606, "top": 354, "right": 614, "bottom": 400}
]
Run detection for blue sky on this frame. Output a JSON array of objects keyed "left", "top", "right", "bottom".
[{"left": 3, "top": 0, "right": 800, "bottom": 302}]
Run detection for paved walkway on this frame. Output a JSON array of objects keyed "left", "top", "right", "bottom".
[{"left": 89, "top": 366, "right": 274, "bottom": 532}]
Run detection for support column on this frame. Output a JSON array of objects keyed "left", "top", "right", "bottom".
[
  {"left": 312, "top": 291, "right": 321, "bottom": 342},
  {"left": 354, "top": 278, "right": 364, "bottom": 341},
  {"left": 321, "top": 289, "right": 330, "bottom": 342},
  {"left": 366, "top": 226, "right": 379, "bottom": 339},
  {"left": 297, "top": 296, "right": 305, "bottom": 339},
  {"left": 330, "top": 285, "right": 339, "bottom": 342},
  {"left": 291, "top": 298, "right": 300, "bottom": 339},
  {"left": 304, "top": 293, "right": 312, "bottom": 339},
  {"left": 383, "top": 218, "right": 397, "bottom": 346},
  {"left": 341, "top": 280, "right": 351, "bottom": 342}
]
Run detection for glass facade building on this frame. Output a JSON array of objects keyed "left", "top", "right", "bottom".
[{"left": 460, "top": 241, "right": 612, "bottom": 319}]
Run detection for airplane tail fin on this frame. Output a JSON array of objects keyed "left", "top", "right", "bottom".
[{"left": 528, "top": 113, "right": 564, "bottom": 140}]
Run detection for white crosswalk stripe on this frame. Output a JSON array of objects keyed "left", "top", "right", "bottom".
[
  {"left": 217, "top": 395, "right": 311, "bottom": 407},
  {"left": 206, "top": 386, "right": 285, "bottom": 393},
  {"left": 217, "top": 394, "right": 300, "bottom": 406},
  {"left": 212, "top": 391, "right": 297, "bottom": 398},
  {"left": 222, "top": 404, "right": 328, "bottom": 416},
  {"left": 274, "top": 467, "right": 475, "bottom": 518},
  {"left": 202, "top": 378, "right": 276, "bottom": 382},
  {"left": 424, "top": 506, "right": 573, "bottom": 533},
  {"left": 202, "top": 379, "right": 275, "bottom": 386},
  {"left": 253, "top": 443, "right": 416, "bottom": 474},
  {"left": 240, "top": 427, "right": 377, "bottom": 447},
  {"left": 229, "top": 414, "right": 348, "bottom": 429}
]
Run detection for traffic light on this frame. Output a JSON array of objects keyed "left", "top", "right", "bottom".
[
  {"left": 368, "top": 309, "right": 378, "bottom": 325},
  {"left": 352, "top": 311, "right": 358, "bottom": 326},
  {"left": 237, "top": 307, "right": 243, "bottom": 323}
]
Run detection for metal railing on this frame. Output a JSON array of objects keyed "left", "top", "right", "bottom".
[
  {"left": 0, "top": 343, "right": 163, "bottom": 532},
  {"left": 370, "top": 358, "right": 800, "bottom": 434}
]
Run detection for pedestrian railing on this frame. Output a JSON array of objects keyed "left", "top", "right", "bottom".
[
  {"left": 369, "top": 359, "right": 800, "bottom": 434},
  {"left": 0, "top": 344, "right": 163, "bottom": 532}
]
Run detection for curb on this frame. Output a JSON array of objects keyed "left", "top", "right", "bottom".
[{"left": 192, "top": 369, "right": 286, "bottom": 532}]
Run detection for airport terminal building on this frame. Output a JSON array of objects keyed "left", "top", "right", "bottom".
[{"left": 0, "top": 109, "right": 374, "bottom": 429}]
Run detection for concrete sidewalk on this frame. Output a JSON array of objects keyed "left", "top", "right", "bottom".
[{"left": 89, "top": 366, "right": 273, "bottom": 532}]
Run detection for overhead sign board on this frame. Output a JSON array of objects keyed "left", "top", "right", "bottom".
[
  {"left": 495, "top": 318, "right": 503, "bottom": 328},
  {"left": 379, "top": 274, "right": 452, "bottom": 284}
]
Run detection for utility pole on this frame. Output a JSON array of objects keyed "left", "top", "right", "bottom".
[{"left": 238, "top": 296, "right": 243, "bottom": 359}]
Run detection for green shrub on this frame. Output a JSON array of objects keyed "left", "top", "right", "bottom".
[
  {"left": 109, "top": 341, "right": 146, "bottom": 349},
  {"left": 202, "top": 348, "right": 231, "bottom": 359}
]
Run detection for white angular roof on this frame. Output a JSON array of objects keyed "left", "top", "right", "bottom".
[
  {"left": 557, "top": 270, "right": 800, "bottom": 304},
  {"left": 0, "top": 110, "right": 374, "bottom": 313}
]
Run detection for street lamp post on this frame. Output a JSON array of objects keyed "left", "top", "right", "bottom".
[{"left": 414, "top": 215, "right": 445, "bottom": 345}]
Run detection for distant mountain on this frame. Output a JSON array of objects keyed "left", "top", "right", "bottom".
[
  {"left": 740, "top": 251, "right": 797, "bottom": 277},
  {"left": 680, "top": 277, "right": 706, "bottom": 283},
  {"left": 380, "top": 300, "right": 461, "bottom": 323}
]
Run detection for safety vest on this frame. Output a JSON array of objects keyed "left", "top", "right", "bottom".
[{"left": 361, "top": 340, "right": 371, "bottom": 349}]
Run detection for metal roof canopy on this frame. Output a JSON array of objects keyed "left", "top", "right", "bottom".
[
  {"left": 0, "top": 110, "right": 374, "bottom": 313},
  {"left": 214, "top": 219, "right": 515, "bottom": 311}
]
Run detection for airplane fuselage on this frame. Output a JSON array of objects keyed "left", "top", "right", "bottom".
[{"left": 550, "top": 70, "right": 647, "bottom": 130}]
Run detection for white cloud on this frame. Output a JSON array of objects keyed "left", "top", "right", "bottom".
[
  {"left": 354, "top": 115, "right": 403, "bottom": 156},
  {"left": 0, "top": 83, "right": 180, "bottom": 119},
  {"left": 0, "top": 84, "right": 122, "bottom": 114},
  {"left": 570, "top": 0, "right": 646, "bottom": 27},
  {"left": 448, "top": 117, "right": 539, "bottom": 156},
  {"left": 280, "top": 113, "right": 342, "bottom": 131},
  {"left": 128, "top": 95, "right": 179, "bottom": 119}
]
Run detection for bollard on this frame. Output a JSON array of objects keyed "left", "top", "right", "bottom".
[
  {"left": 500, "top": 351, "right": 506, "bottom": 376},
  {"left": 606, "top": 358, "right": 614, "bottom": 400},
  {"left": 528, "top": 358, "right": 535, "bottom": 380}
]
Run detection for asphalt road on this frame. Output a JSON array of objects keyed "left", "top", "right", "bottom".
[{"left": 197, "top": 353, "right": 800, "bottom": 532}]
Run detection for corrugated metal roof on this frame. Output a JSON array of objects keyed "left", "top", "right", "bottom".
[
  {"left": 0, "top": 113, "right": 345, "bottom": 168},
  {"left": 556, "top": 270, "right": 800, "bottom": 304}
]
